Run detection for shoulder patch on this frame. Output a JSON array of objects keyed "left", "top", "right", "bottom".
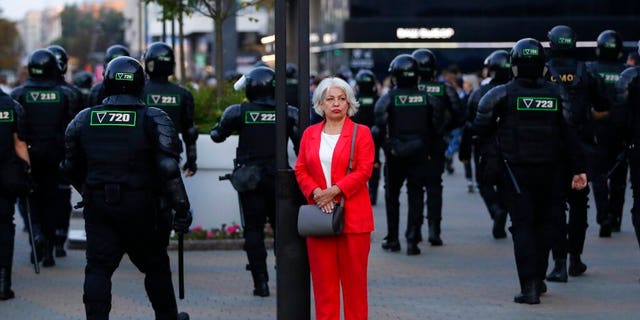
[
  {"left": 516, "top": 97, "right": 558, "bottom": 111},
  {"left": 90, "top": 110, "right": 137, "bottom": 126},
  {"left": 359, "top": 96, "right": 375, "bottom": 106},
  {"left": 244, "top": 110, "right": 276, "bottom": 124},
  {"left": 394, "top": 94, "right": 427, "bottom": 106},
  {"left": 26, "top": 90, "right": 60, "bottom": 103},
  {"left": 146, "top": 93, "right": 181, "bottom": 106},
  {"left": 598, "top": 72, "right": 620, "bottom": 84},
  {"left": 0, "top": 109, "right": 13, "bottom": 122}
]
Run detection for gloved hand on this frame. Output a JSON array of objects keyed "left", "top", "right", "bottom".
[
  {"left": 182, "top": 160, "right": 197, "bottom": 177},
  {"left": 173, "top": 209, "right": 193, "bottom": 234}
]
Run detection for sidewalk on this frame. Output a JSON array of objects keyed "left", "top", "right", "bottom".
[{"left": 3, "top": 160, "right": 640, "bottom": 320}]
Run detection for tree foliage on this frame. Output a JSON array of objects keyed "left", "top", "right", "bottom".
[
  {"left": 53, "top": 5, "right": 126, "bottom": 71},
  {"left": 0, "top": 17, "right": 21, "bottom": 70}
]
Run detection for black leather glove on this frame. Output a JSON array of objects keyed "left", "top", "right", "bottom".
[{"left": 173, "top": 209, "right": 193, "bottom": 234}]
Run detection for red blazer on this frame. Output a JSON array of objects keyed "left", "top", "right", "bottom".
[{"left": 295, "top": 117, "right": 375, "bottom": 234}]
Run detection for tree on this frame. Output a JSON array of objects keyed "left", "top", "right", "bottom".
[
  {"left": 0, "top": 17, "right": 21, "bottom": 70},
  {"left": 53, "top": 5, "right": 126, "bottom": 71}
]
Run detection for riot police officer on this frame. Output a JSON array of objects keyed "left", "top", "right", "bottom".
[
  {"left": 473, "top": 38, "right": 586, "bottom": 304},
  {"left": 285, "top": 63, "right": 299, "bottom": 109},
  {"left": 11, "top": 49, "right": 77, "bottom": 268},
  {"left": 545, "top": 25, "right": 611, "bottom": 282},
  {"left": 210, "top": 66, "right": 299, "bottom": 297},
  {"left": 0, "top": 91, "right": 30, "bottom": 301},
  {"left": 352, "top": 69, "right": 381, "bottom": 204},
  {"left": 411, "top": 48, "right": 464, "bottom": 246},
  {"left": 47, "top": 44, "right": 84, "bottom": 258},
  {"left": 60, "top": 56, "right": 191, "bottom": 320},
  {"left": 87, "top": 44, "right": 130, "bottom": 107},
  {"left": 73, "top": 70, "right": 94, "bottom": 104},
  {"left": 374, "top": 54, "right": 446, "bottom": 255},
  {"left": 460, "top": 50, "right": 512, "bottom": 239},
  {"left": 615, "top": 42, "right": 640, "bottom": 252},
  {"left": 142, "top": 42, "right": 198, "bottom": 177},
  {"left": 587, "top": 30, "right": 629, "bottom": 236}
]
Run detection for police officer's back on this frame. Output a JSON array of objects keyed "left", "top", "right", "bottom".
[
  {"left": 545, "top": 25, "right": 611, "bottom": 282},
  {"left": 60, "top": 56, "right": 191, "bottom": 320},
  {"left": 11, "top": 49, "right": 76, "bottom": 267},
  {"left": 73, "top": 71, "right": 93, "bottom": 105},
  {"left": 143, "top": 42, "right": 198, "bottom": 176},
  {"left": 48, "top": 45, "right": 84, "bottom": 115},
  {"left": 587, "top": 30, "right": 629, "bottom": 235},
  {"left": 210, "top": 66, "right": 298, "bottom": 297},
  {"left": 87, "top": 44, "right": 130, "bottom": 107},
  {"left": 473, "top": 38, "right": 586, "bottom": 304}
]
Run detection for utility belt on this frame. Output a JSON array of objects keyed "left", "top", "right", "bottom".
[
  {"left": 229, "top": 159, "right": 271, "bottom": 193},
  {"left": 83, "top": 183, "right": 155, "bottom": 206}
]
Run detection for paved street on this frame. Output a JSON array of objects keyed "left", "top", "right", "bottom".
[{"left": 3, "top": 160, "right": 640, "bottom": 320}]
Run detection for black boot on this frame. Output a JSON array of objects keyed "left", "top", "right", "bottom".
[
  {"left": 513, "top": 280, "right": 540, "bottom": 304},
  {"left": 381, "top": 237, "right": 401, "bottom": 252},
  {"left": 177, "top": 312, "right": 190, "bottom": 320},
  {"left": 537, "top": 280, "right": 547, "bottom": 295},
  {"left": 251, "top": 271, "right": 269, "bottom": 297},
  {"left": 546, "top": 259, "right": 568, "bottom": 283},
  {"left": 428, "top": 220, "right": 443, "bottom": 246},
  {"left": 42, "top": 240, "right": 55, "bottom": 268},
  {"left": 55, "top": 229, "right": 67, "bottom": 258},
  {"left": 599, "top": 220, "right": 612, "bottom": 238},
  {"left": 492, "top": 210, "right": 507, "bottom": 239},
  {"left": 568, "top": 254, "right": 587, "bottom": 277},
  {"left": 406, "top": 242, "right": 421, "bottom": 255},
  {"left": 0, "top": 267, "right": 14, "bottom": 300}
]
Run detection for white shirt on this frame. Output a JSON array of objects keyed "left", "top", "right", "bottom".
[{"left": 319, "top": 131, "right": 340, "bottom": 188}]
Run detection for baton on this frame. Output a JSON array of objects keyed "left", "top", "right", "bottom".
[
  {"left": 605, "top": 149, "right": 627, "bottom": 179},
  {"left": 178, "top": 231, "right": 184, "bottom": 299},
  {"left": 503, "top": 159, "right": 522, "bottom": 195},
  {"left": 24, "top": 197, "right": 40, "bottom": 274}
]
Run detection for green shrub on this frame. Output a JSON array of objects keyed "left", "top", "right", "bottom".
[{"left": 187, "top": 81, "right": 246, "bottom": 133}]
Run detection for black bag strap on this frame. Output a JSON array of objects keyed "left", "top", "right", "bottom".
[{"left": 340, "top": 124, "right": 358, "bottom": 207}]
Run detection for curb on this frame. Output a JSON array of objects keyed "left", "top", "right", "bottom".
[{"left": 68, "top": 230, "right": 273, "bottom": 251}]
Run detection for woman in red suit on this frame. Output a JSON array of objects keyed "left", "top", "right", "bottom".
[{"left": 295, "top": 77, "right": 374, "bottom": 320}]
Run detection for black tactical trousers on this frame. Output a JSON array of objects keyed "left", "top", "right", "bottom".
[
  {"left": 591, "top": 139, "right": 627, "bottom": 227},
  {"left": 418, "top": 153, "right": 445, "bottom": 224},
  {"left": 552, "top": 186, "right": 590, "bottom": 259},
  {"left": 238, "top": 176, "right": 275, "bottom": 279},
  {"left": 628, "top": 148, "right": 640, "bottom": 248},
  {"left": 29, "top": 160, "right": 60, "bottom": 243},
  {"left": 503, "top": 164, "right": 566, "bottom": 283},
  {"left": 82, "top": 189, "right": 178, "bottom": 320},
  {"left": 384, "top": 152, "right": 429, "bottom": 242},
  {"left": 473, "top": 146, "right": 506, "bottom": 219},
  {"left": 53, "top": 183, "right": 72, "bottom": 245},
  {"left": 0, "top": 194, "right": 15, "bottom": 270}
]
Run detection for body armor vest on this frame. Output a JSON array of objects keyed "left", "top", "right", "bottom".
[
  {"left": 387, "top": 88, "right": 431, "bottom": 138},
  {"left": 497, "top": 82, "right": 564, "bottom": 164},
  {"left": 352, "top": 94, "right": 377, "bottom": 127},
  {"left": 237, "top": 102, "right": 277, "bottom": 164},
  {"left": 143, "top": 79, "right": 188, "bottom": 132},
  {"left": 0, "top": 95, "right": 16, "bottom": 162},
  {"left": 81, "top": 105, "right": 155, "bottom": 189},
  {"left": 588, "top": 60, "right": 626, "bottom": 102}
]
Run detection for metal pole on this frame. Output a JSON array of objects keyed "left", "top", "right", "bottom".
[
  {"left": 276, "top": 0, "right": 310, "bottom": 319},
  {"left": 297, "top": 0, "right": 310, "bottom": 130}
]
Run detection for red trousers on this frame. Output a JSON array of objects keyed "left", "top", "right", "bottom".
[{"left": 307, "top": 233, "right": 371, "bottom": 320}]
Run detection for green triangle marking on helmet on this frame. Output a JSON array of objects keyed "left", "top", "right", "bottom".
[
  {"left": 115, "top": 72, "right": 135, "bottom": 81},
  {"left": 522, "top": 48, "right": 539, "bottom": 57},
  {"left": 557, "top": 37, "right": 574, "bottom": 45}
]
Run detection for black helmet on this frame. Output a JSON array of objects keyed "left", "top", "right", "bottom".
[
  {"left": 485, "top": 50, "right": 512, "bottom": 82},
  {"left": 548, "top": 25, "right": 577, "bottom": 53},
  {"left": 72, "top": 71, "right": 93, "bottom": 89},
  {"left": 596, "top": 30, "right": 623, "bottom": 61},
  {"left": 336, "top": 66, "right": 353, "bottom": 81},
  {"left": 28, "top": 49, "right": 60, "bottom": 80},
  {"left": 244, "top": 66, "right": 275, "bottom": 101},
  {"left": 143, "top": 42, "right": 175, "bottom": 77},
  {"left": 103, "top": 56, "right": 145, "bottom": 97},
  {"left": 355, "top": 69, "right": 377, "bottom": 95},
  {"left": 47, "top": 45, "right": 68, "bottom": 74},
  {"left": 388, "top": 54, "right": 419, "bottom": 88},
  {"left": 104, "top": 44, "right": 130, "bottom": 67},
  {"left": 411, "top": 49, "right": 437, "bottom": 81},
  {"left": 510, "top": 38, "right": 546, "bottom": 79},
  {"left": 286, "top": 63, "right": 298, "bottom": 79}
]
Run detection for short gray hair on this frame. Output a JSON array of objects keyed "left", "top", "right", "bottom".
[{"left": 311, "top": 77, "right": 359, "bottom": 117}]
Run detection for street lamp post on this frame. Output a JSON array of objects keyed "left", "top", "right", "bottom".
[{"left": 275, "top": 0, "right": 311, "bottom": 319}]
